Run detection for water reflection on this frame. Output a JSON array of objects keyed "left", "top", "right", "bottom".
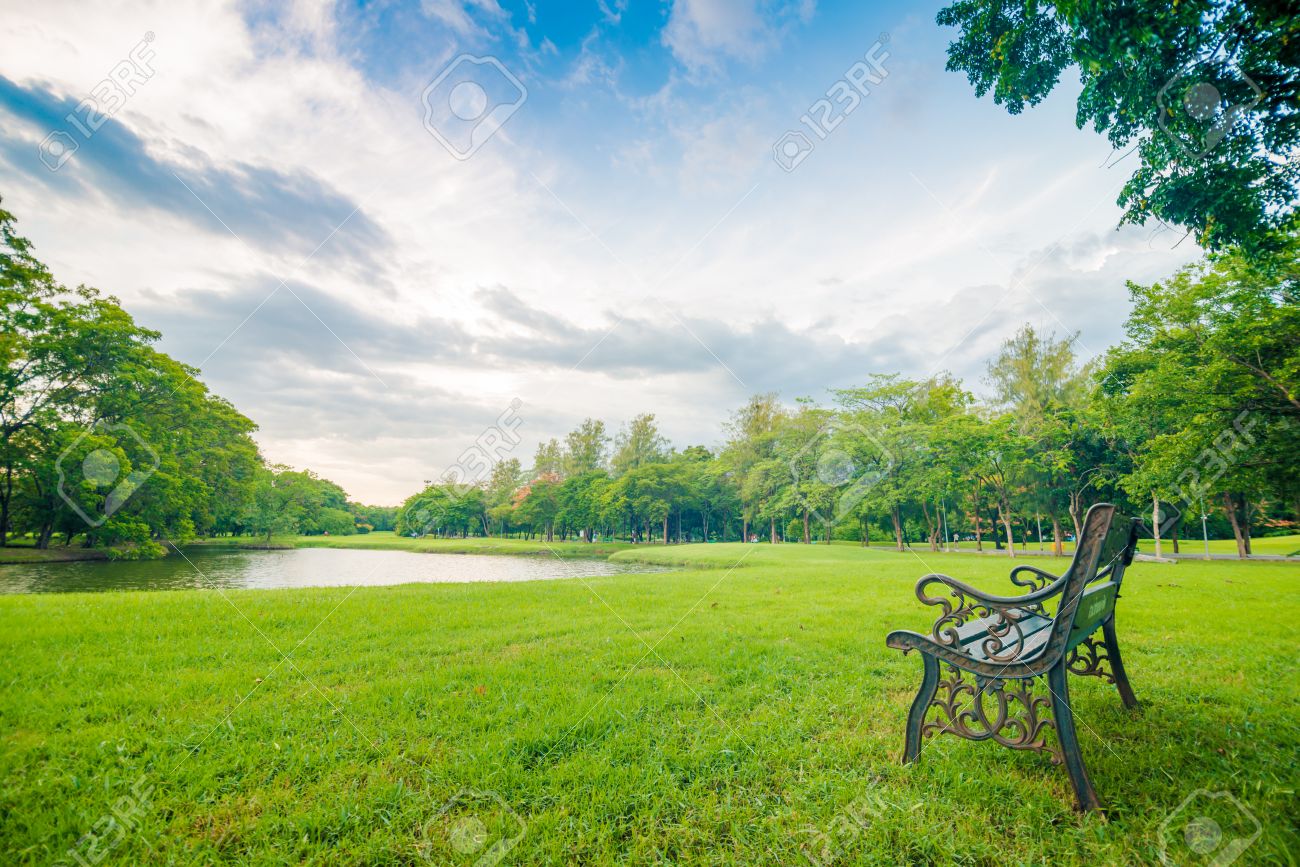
[{"left": 0, "top": 547, "right": 668, "bottom": 594}]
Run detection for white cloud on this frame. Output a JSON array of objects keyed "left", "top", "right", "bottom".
[
  {"left": 419, "top": 0, "right": 507, "bottom": 38},
  {"left": 662, "top": 0, "right": 815, "bottom": 72},
  {"left": 596, "top": 0, "right": 628, "bottom": 25}
]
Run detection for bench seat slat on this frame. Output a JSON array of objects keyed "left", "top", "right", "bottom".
[
  {"left": 956, "top": 611, "right": 1054, "bottom": 663},
  {"left": 948, "top": 607, "right": 1039, "bottom": 643}
]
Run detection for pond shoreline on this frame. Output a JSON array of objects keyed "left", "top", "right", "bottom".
[
  {"left": 0, "top": 530, "right": 646, "bottom": 570},
  {"left": 187, "top": 532, "right": 636, "bottom": 560},
  {"left": 0, "top": 546, "right": 109, "bottom": 565}
]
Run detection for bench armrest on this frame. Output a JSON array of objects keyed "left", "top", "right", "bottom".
[
  {"left": 907, "top": 572, "right": 1065, "bottom": 660},
  {"left": 917, "top": 572, "right": 1065, "bottom": 610}
]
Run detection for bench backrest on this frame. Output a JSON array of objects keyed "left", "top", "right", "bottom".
[{"left": 1047, "top": 503, "right": 1138, "bottom": 657}]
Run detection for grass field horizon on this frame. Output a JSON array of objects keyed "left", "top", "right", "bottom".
[{"left": 2, "top": 542, "right": 1295, "bottom": 864}]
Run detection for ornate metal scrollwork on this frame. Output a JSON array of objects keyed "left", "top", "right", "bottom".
[
  {"left": 921, "top": 666, "right": 1061, "bottom": 763},
  {"left": 1009, "top": 565, "right": 1060, "bottom": 592},
  {"left": 916, "top": 576, "right": 1046, "bottom": 664},
  {"left": 1065, "top": 634, "right": 1116, "bottom": 684}
]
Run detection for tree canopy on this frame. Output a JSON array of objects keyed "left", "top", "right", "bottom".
[
  {"left": 0, "top": 199, "right": 381, "bottom": 556},
  {"left": 936, "top": 0, "right": 1299, "bottom": 254}
]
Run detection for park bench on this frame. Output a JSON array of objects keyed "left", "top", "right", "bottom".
[{"left": 885, "top": 502, "right": 1140, "bottom": 811}]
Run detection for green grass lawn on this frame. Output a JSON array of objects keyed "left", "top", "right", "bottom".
[
  {"left": 1, "top": 544, "right": 1296, "bottom": 864},
  {"left": 1191, "top": 533, "right": 1300, "bottom": 557}
]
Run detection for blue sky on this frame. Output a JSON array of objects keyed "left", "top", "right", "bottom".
[{"left": 0, "top": 0, "right": 1200, "bottom": 503}]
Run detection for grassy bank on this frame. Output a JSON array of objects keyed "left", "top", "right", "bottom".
[
  {"left": 1, "top": 545, "right": 1295, "bottom": 864},
  {"left": 0, "top": 544, "right": 107, "bottom": 565}
]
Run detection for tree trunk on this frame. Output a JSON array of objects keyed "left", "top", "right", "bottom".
[
  {"left": 37, "top": 521, "right": 54, "bottom": 549},
  {"left": 1223, "top": 492, "right": 1250, "bottom": 558},
  {"left": 0, "top": 461, "right": 10, "bottom": 548},
  {"left": 1051, "top": 515, "right": 1063, "bottom": 557},
  {"left": 921, "top": 502, "right": 937, "bottom": 551},
  {"left": 769, "top": 517, "right": 776, "bottom": 544},
  {"left": 997, "top": 500, "right": 1015, "bottom": 557},
  {"left": 891, "top": 506, "right": 904, "bottom": 551},
  {"left": 973, "top": 504, "right": 983, "bottom": 552},
  {"left": 743, "top": 518, "right": 749, "bottom": 543},
  {"left": 1151, "top": 494, "right": 1163, "bottom": 559},
  {"left": 802, "top": 508, "right": 810, "bottom": 544},
  {"left": 861, "top": 517, "right": 869, "bottom": 547},
  {"left": 1068, "top": 492, "right": 1084, "bottom": 543},
  {"left": 1242, "top": 498, "right": 1252, "bottom": 555},
  {"left": 663, "top": 516, "right": 669, "bottom": 546}
]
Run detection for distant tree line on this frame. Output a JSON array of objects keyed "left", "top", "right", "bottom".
[
  {"left": 0, "top": 200, "right": 392, "bottom": 557},
  {"left": 399, "top": 239, "right": 1297, "bottom": 558}
]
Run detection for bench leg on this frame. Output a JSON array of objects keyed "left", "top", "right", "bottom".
[
  {"left": 1047, "top": 662, "right": 1102, "bottom": 811},
  {"left": 1102, "top": 618, "right": 1139, "bottom": 709},
  {"left": 903, "top": 654, "right": 939, "bottom": 763}
]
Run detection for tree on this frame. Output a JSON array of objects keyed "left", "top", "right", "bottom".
[
  {"left": 0, "top": 258, "right": 159, "bottom": 543},
  {"left": 780, "top": 403, "right": 834, "bottom": 544},
  {"left": 936, "top": 413, "right": 994, "bottom": 551},
  {"left": 976, "top": 414, "right": 1034, "bottom": 557},
  {"left": 245, "top": 467, "right": 312, "bottom": 544},
  {"left": 611, "top": 413, "right": 669, "bottom": 475},
  {"left": 693, "top": 458, "right": 739, "bottom": 542},
  {"left": 833, "top": 375, "right": 970, "bottom": 552},
  {"left": 0, "top": 197, "right": 272, "bottom": 555},
  {"left": 986, "top": 325, "right": 1091, "bottom": 424},
  {"left": 350, "top": 503, "right": 397, "bottom": 533},
  {"left": 562, "top": 418, "right": 609, "bottom": 476},
  {"left": 532, "top": 439, "right": 564, "bottom": 478},
  {"left": 1100, "top": 241, "right": 1300, "bottom": 556},
  {"left": 740, "top": 459, "right": 788, "bottom": 544},
  {"left": 986, "top": 325, "right": 1101, "bottom": 554},
  {"left": 937, "top": 0, "right": 1299, "bottom": 253},
  {"left": 722, "top": 394, "right": 787, "bottom": 542},
  {"left": 900, "top": 376, "right": 978, "bottom": 552},
  {"left": 482, "top": 457, "right": 523, "bottom": 535},
  {"left": 556, "top": 471, "right": 609, "bottom": 542},
  {"left": 398, "top": 483, "right": 487, "bottom": 539},
  {"left": 514, "top": 476, "right": 560, "bottom": 541}
]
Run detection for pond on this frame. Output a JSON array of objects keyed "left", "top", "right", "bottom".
[{"left": 0, "top": 546, "right": 669, "bottom": 594}]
